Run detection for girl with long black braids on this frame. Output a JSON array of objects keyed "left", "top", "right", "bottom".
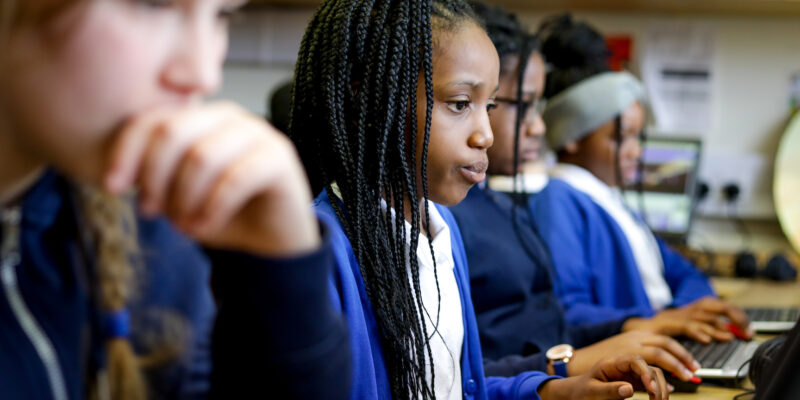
[
  {"left": 528, "top": 14, "right": 752, "bottom": 342},
  {"left": 291, "top": 0, "right": 668, "bottom": 399},
  {"left": 450, "top": 0, "right": 704, "bottom": 384}
]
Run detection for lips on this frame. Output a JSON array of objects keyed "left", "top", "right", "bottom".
[
  {"left": 460, "top": 160, "right": 488, "bottom": 184},
  {"left": 520, "top": 146, "right": 540, "bottom": 162}
]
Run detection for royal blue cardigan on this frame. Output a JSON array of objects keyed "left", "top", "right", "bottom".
[
  {"left": 0, "top": 171, "right": 350, "bottom": 400},
  {"left": 315, "top": 190, "right": 557, "bottom": 400},
  {"left": 529, "top": 179, "right": 715, "bottom": 326}
]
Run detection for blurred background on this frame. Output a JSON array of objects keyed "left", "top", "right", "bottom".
[{"left": 214, "top": 0, "right": 800, "bottom": 264}]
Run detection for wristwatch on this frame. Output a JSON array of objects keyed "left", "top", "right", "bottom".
[{"left": 546, "top": 344, "right": 574, "bottom": 377}]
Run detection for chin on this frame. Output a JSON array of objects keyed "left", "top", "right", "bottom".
[{"left": 432, "top": 185, "right": 471, "bottom": 207}]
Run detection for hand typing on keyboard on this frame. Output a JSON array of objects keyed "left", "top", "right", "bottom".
[
  {"left": 567, "top": 331, "right": 700, "bottom": 382},
  {"left": 622, "top": 296, "right": 754, "bottom": 344}
]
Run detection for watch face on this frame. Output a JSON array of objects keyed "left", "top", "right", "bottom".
[{"left": 546, "top": 344, "right": 574, "bottom": 360}]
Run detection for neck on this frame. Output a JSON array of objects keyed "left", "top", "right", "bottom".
[{"left": 0, "top": 131, "right": 46, "bottom": 206}]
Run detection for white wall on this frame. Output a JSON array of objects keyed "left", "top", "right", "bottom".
[
  {"left": 215, "top": 63, "right": 294, "bottom": 117},
  {"left": 213, "top": 8, "right": 314, "bottom": 116}
]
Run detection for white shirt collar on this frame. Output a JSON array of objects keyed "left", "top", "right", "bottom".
[
  {"left": 487, "top": 173, "right": 549, "bottom": 194},
  {"left": 549, "top": 163, "right": 621, "bottom": 206},
  {"left": 378, "top": 198, "right": 452, "bottom": 267},
  {"left": 549, "top": 163, "right": 672, "bottom": 310}
]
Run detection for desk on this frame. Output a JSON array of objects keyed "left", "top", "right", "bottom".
[
  {"left": 630, "top": 385, "right": 749, "bottom": 400},
  {"left": 633, "top": 278, "right": 800, "bottom": 399},
  {"left": 713, "top": 277, "right": 800, "bottom": 308}
]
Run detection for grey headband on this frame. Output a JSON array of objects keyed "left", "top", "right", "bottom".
[{"left": 543, "top": 71, "right": 648, "bottom": 150}]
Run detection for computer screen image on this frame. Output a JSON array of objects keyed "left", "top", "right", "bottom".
[{"left": 624, "top": 137, "right": 702, "bottom": 242}]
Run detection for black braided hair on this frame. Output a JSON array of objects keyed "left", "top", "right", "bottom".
[
  {"left": 537, "top": 13, "right": 611, "bottom": 99},
  {"left": 289, "top": 1, "right": 481, "bottom": 399}
]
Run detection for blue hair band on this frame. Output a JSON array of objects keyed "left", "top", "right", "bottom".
[{"left": 103, "top": 309, "right": 130, "bottom": 339}]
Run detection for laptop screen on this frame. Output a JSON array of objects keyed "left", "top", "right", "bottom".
[{"left": 624, "top": 136, "right": 702, "bottom": 242}]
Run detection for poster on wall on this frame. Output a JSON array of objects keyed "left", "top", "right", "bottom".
[{"left": 642, "top": 21, "right": 716, "bottom": 134}]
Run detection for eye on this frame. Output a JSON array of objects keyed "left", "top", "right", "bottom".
[{"left": 448, "top": 100, "right": 470, "bottom": 113}]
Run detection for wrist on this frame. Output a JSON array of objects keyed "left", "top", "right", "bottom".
[
  {"left": 621, "top": 317, "right": 646, "bottom": 332},
  {"left": 537, "top": 377, "right": 571, "bottom": 400},
  {"left": 546, "top": 344, "right": 574, "bottom": 377}
]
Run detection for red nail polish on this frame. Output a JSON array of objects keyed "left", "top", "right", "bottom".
[
  {"left": 727, "top": 322, "right": 748, "bottom": 340},
  {"left": 690, "top": 376, "right": 702, "bottom": 384}
]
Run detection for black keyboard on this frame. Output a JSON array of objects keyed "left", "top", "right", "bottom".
[
  {"left": 680, "top": 340, "right": 742, "bottom": 370},
  {"left": 745, "top": 307, "right": 800, "bottom": 322}
]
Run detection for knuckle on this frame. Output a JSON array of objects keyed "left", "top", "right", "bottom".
[
  {"left": 186, "top": 145, "right": 214, "bottom": 169},
  {"left": 222, "top": 162, "right": 250, "bottom": 190},
  {"left": 154, "top": 119, "right": 183, "bottom": 144}
]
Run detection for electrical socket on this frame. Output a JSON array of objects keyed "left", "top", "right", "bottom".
[{"left": 695, "top": 151, "right": 775, "bottom": 219}]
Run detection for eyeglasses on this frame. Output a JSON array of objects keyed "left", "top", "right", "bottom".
[{"left": 494, "top": 97, "right": 547, "bottom": 122}]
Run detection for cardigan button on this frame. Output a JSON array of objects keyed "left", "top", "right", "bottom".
[{"left": 465, "top": 379, "right": 477, "bottom": 395}]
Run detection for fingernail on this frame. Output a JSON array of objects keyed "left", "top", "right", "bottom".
[
  {"left": 682, "top": 367, "right": 693, "bottom": 380},
  {"left": 690, "top": 376, "right": 702, "bottom": 384},
  {"left": 668, "top": 384, "right": 675, "bottom": 393},
  {"left": 619, "top": 385, "right": 633, "bottom": 397},
  {"left": 692, "top": 360, "right": 701, "bottom": 370}
]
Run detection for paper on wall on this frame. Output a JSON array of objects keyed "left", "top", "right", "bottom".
[{"left": 642, "top": 21, "right": 716, "bottom": 134}]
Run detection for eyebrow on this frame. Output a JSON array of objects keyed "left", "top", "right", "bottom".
[
  {"left": 440, "top": 81, "right": 500, "bottom": 94},
  {"left": 445, "top": 80, "right": 482, "bottom": 89}
]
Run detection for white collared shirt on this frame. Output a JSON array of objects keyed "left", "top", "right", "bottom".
[
  {"left": 550, "top": 163, "right": 673, "bottom": 310},
  {"left": 487, "top": 172, "right": 549, "bottom": 194},
  {"left": 384, "top": 200, "right": 463, "bottom": 400}
]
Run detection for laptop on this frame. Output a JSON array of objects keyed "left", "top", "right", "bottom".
[
  {"left": 745, "top": 306, "right": 800, "bottom": 333},
  {"left": 624, "top": 136, "right": 702, "bottom": 244},
  {"left": 680, "top": 339, "right": 759, "bottom": 380}
]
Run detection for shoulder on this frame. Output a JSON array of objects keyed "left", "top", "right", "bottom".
[
  {"left": 537, "top": 178, "right": 588, "bottom": 203},
  {"left": 532, "top": 178, "right": 596, "bottom": 218}
]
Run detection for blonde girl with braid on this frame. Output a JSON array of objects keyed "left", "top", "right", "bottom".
[{"left": 0, "top": 1, "right": 350, "bottom": 399}]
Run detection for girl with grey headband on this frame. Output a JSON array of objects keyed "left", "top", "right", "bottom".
[{"left": 529, "top": 14, "right": 752, "bottom": 343}]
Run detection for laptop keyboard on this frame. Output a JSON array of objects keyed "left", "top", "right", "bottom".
[
  {"left": 745, "top": 307, "right": 800, "bottom": 322},
  {"left": 680, "top": 340, "right": 742, "bottom": 370}
]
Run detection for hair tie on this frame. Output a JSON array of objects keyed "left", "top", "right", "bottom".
[{"left": 103, "top": 309, "right": 130, "bottom": 339}]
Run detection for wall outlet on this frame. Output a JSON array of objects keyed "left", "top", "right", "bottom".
[{"left": 695, "top": 151, "right": 775, "bottom": 219}]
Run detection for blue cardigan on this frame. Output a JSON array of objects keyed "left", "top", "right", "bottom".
[
  {"left": 529, "top": 179, "right": 714, "bottom": 326},
  {"left": 315, "top": 190, "right": 557, "bottom": 400},
  {"left": 0, "top": 171, "right": 350, "bottom": 400},
  {"left": 449, "top": 185, "right": 626, "bottom": 377}
]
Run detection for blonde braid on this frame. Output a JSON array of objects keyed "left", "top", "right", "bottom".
[{"left": 78, "top": 185, "right": 147, "bottom": 400}]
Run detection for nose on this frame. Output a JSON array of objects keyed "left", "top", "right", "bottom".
[
  {"left": 468, "top": 109, "right": 494, "bottom": 150},
  {"left": 621, "top": 137, "right": 642, "bottom": 163},
  {"left": 161, "top": 17, "right": 224, "bottom": 98},
  {"left": 525, "top": 114, "right": 546, "bottom": 138}
]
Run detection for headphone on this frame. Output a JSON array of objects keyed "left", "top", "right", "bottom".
[
  {"left": 734, "top": 251, "right": 798, "bottom": 281},
  {"left": 748, "top": 334, "right": 788, "bottom": 389}
]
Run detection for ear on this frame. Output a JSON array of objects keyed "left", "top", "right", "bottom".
[{"left": 563, "top": 140, "right": 579, "bottom": 154}]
